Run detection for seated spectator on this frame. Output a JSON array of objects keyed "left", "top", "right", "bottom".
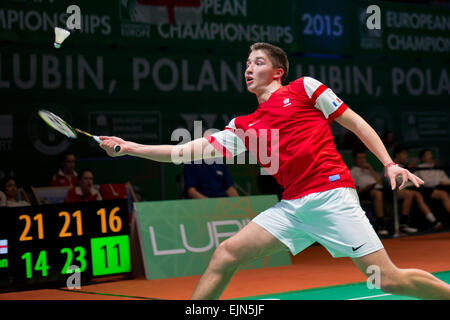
[
  {"left": 350, "top": 149, "right": 388, "bottom": 236},
  {"left": 414, "top": 148, "right": 450, "bottom": 216},
  {"left": 50, "top": 152, "right": 78, "bottom": 187},
  {"left": 382, "top": 130, "right": 397, "bottom": 156},
  {"left": 0, "top": 190, "right": 5, "bottom": 206},
  {"left": 0, "top": 177, "right": 31, "bottom": 207},
  {"left": 184, "top": 130, "right": 239, "bottom": 199},
  {"left": 184, "top": 160, "right": 239, "bottom": 199},
  {"left": 65, "top": 169, "right": 102, "bottom": 203},
  {"left": 392, "top": 145, "right": 442, "bottom": 232}
]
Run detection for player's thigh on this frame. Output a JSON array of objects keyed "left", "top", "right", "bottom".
[{"left": 219, "top": 221, "right": 288, "bottom": 263}]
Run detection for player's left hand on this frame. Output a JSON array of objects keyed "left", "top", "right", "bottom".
[{"left": 386, "top": 164, "right": 424, "bottom": 190}]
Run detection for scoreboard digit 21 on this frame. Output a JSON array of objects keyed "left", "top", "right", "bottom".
[{"left": 0, "top": 199, "right": 131, "bottom": 290}]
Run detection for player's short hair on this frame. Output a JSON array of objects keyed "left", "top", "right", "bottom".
[{"left": 249, "top": 42, "right": 289, "bottom": 83}]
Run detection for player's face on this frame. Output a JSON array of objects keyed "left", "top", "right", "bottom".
[{"left": 245, "top": 50, "right": 277, "bottom": 94}]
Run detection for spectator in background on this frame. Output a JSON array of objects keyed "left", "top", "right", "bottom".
[
  {"left": 0, "top": 177, "right": 31, "bottom": 207},
  {"left": 392, "top": 146, "right": 442, "bottom": 232},
  {"left": 50, "top": 152, "right": 78, "bottom": 187},
  {"left": 382, "top": 130, "right": 396, "bottom": 156},
  {"left": 350, "top": 149, "right": 388, "bottom": 236},
  {"left": 0, "top": 190, "right": 6, "bottom": 206},
  {"left": 184, "top": 160, "right": 239, "bottom": 199},
  {"left": 415, "top": 149, "right": 450, "bottom": 215},
  {"left": 184, "top": 130, "right": 239, "bottom": 199},
  {"left": 65, "top": 169, "right": 102, "bottom": 203}
]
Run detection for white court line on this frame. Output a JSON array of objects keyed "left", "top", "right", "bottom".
[{"left": 348, "top": 293, "right": 392, "bottom": 300}]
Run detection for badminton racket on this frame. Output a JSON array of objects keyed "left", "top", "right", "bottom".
[{"left": 38, "top": 109, "right": 120, "bottom": 152}]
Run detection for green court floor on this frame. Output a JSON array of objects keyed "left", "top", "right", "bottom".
[{"left": 237, "top": 271, "right": 450, "bottom": 300}]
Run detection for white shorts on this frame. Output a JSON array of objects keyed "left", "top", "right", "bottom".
[{"left": 252, "top": 187, "right": 384, "bottom": 258}]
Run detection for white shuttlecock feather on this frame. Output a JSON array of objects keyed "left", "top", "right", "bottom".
[{"left": 54, "top": 27, "right": 71, "bottom": 48}]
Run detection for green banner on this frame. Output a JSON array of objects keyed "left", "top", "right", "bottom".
[
  {"left": 135, "top": 195, "right": 291, "bottom": 280},
  {"left": 1, "top": 47, "right": 448, "bottom": 104},
  {"left": 0, "top": 52, "right": 448, "bottom": 201}
]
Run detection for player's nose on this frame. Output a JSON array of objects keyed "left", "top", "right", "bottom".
[{"left": 245, "top": 63, "right": 254, "bottom": 73}]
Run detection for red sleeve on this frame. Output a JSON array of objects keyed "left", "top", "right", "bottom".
[
  {"left": 327, "top": 103, "right": 348, "bottom": 123},
  {"left": 205, "top": 135, "right": 233, "bottom": 159}
]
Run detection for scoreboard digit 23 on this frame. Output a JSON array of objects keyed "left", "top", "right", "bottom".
[{"left": 0, "top": 199, "right": 131, "bottom": 290}]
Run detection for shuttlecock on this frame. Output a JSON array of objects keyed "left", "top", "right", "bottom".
[{"left": 54, "top": 27, "right": 71, "bottom": 48}]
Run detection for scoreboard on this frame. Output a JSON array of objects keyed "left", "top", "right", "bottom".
[{"left": 0, "top": 199, "right": 131, "bottom": 290}]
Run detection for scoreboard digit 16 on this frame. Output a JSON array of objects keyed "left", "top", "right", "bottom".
[{"left": 0, "top": 199, "right": 131, "bottom": 290}]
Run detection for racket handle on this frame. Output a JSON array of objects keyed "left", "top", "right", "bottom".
[{"left": 93, "top": 136, "right": 121, "bottom": 153}]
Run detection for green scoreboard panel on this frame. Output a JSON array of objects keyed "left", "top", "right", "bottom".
[{"left": 0, "top": 199, "right": 131, "bottom": 290}]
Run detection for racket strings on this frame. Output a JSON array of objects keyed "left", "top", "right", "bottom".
[{"left": 39, "top": 110, "right": 77, "bottom": 138}]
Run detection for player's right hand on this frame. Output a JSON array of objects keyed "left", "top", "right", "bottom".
[
  {"left": 99, "top": 136, "right": 127, "bottom": 157},
  {"left": 386, "top": 164, "right": 424, "bottom": 190}
]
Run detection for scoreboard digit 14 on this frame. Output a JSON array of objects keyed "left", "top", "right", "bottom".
[{"left": 0, "top": 199, "right": 131, "bottom": 290}]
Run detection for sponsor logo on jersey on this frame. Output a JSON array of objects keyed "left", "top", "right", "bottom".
[{"left": 282, "top": 98, "right": 292, "bottom": 107}]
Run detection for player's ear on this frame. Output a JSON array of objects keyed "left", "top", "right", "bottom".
[{"left": 273, "top": 68, "right": 284, "bottom": 81}]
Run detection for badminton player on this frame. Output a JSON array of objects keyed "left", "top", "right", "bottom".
[{"left": 100, "top": 43, "right": 450, "bottom": 300}]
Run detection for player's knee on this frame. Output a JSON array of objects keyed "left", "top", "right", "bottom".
[
  {"left": 211, "top": 240, "right": 240, "bottom": 270},
  {"left": 379, "top": 278, "right": 398, "bottom": 294},
  {"left": 379, "top": 270, "right": 406, "bottom": 294}
]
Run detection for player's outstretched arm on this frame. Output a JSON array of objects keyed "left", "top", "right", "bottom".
[
  {"left": 99, "top": 136, "right": 220, "bottom": 163},
  {"left": 335, "top": 108, "right": 424, "bottom": 190}
]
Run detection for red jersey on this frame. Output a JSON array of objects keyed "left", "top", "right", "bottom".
[
  {"left": 65, "top": 186, "right": 102, "bottom": 203},
  {"left": 207, "top": 77, "right": 355, "bottom": 200},
  {"left": 50, "top": 170, "right": 78, "bottom": 187}
]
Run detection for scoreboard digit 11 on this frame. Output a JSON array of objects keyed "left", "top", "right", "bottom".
[{"left": 0, "top": 199, "right": 131, "bottom": 290}]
